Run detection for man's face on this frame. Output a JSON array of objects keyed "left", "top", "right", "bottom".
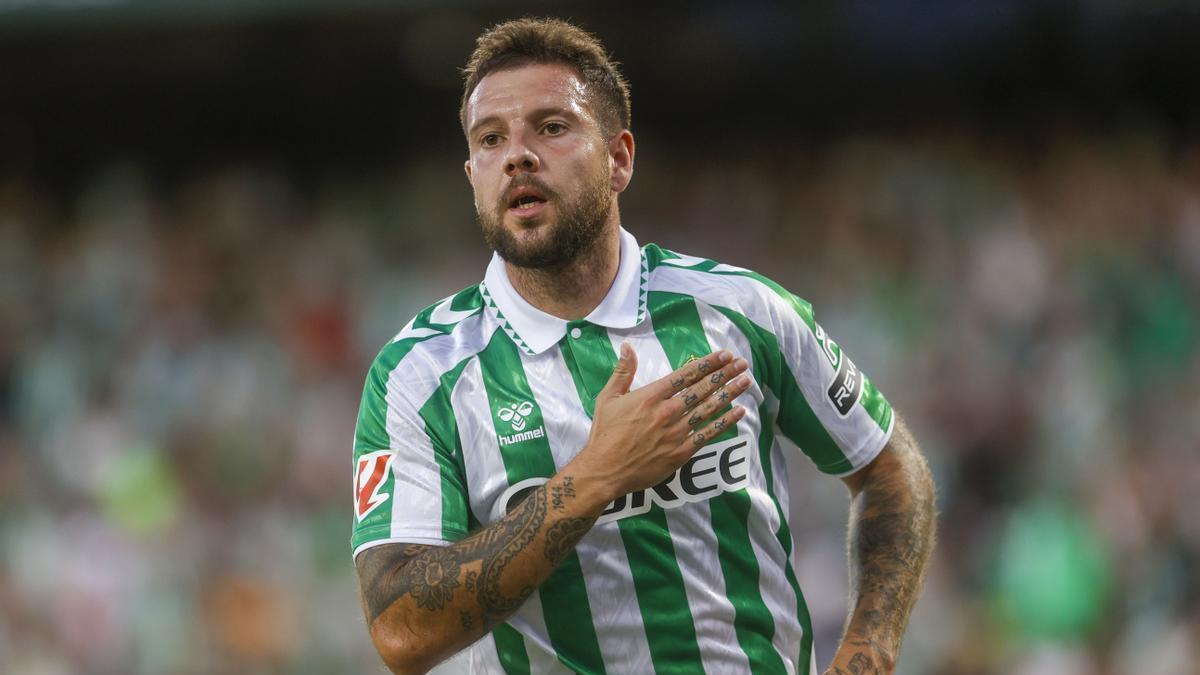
[{"left": 463, "top": 63, "right": 615, "bottom": 269}]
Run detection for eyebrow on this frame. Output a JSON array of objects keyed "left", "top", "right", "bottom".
[{"left": 467, "top": 106, "right": 584, "bottom": 138}]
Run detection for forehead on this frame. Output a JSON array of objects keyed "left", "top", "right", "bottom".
[{"left": 466, "top": 62, "right": 595, "bottom": 128}]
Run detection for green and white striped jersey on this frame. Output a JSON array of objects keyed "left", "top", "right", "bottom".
[{"left": 352, "top": 228, "right": 894, "bottom": 674}]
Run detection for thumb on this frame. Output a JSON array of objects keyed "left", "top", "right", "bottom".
[{"left": 601, "top": 342, "right": 637, "bottom": 398}]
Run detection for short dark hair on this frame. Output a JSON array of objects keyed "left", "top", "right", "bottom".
[{"left": 460, "top": 17, "right": 632, "bottom": 138}]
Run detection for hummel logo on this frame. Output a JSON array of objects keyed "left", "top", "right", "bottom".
[{"left": 498, "top": 401, "right": 535, "bottom": 431}]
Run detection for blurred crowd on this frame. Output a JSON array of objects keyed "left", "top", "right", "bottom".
[{"left": 1, "top": 126, "right": 1197, "bottom": 674}]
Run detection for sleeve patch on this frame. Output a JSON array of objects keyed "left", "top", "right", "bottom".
[
  {"left": 354, "top": 450, "right": 395, "bottom": 521},
  {"left": 827, "top": 355, "right": 863, "bottom": 417}
]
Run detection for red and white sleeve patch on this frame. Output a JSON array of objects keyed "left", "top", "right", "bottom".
[{"left": 354, "top": 450, "right": 394, "bottom": 521}]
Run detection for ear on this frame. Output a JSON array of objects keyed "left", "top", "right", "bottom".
[
  {"left": 464, "top": 159, "right": 473, "bottom": 182},
  {"left": 608, "top": 130, "right": 635, "bottom": 193}
]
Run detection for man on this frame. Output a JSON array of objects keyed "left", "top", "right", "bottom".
[{"left": 352, "top": 17, "right": 935, "bottom": 675}]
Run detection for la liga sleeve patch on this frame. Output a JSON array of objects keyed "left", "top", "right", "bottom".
[{"left": 354, "top": 450, "right": 395, "bottom": 521}]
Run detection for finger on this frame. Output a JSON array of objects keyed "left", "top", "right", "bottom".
[
  {"left": 683, "top": 373, "right": 752, "bottom": 427},
  {"left": 600, "top": 342, "right": 638, "bottom": 399},
  {"left": 675, "top": 357, "right": 749, "bottom": 415},
  {"left": 683, "top": 405, "right": 746, "bottom": 450},
  {"left": 649, "top": 349, "right": 731, "bottom": 399}
]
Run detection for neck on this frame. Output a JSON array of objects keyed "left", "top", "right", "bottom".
[{"left": 505, "top": 222, "right": 621, "bottom": 321}]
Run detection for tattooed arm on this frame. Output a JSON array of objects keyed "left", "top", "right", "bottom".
[
  {"left": 355, "top": 346, "right": 752, "bottom": 674},
  {"left": 356, "top": 474, "right": 603, "bottom": 674},
  {"left": 824, "top": 416, "right": 937, "bottom": 675}
]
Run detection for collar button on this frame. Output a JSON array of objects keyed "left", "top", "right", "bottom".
[{"left": 569, "top": 327, "right": 583, "bottom": 339}]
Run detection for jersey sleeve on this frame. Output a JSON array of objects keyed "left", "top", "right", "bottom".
[
  {"left": 758, "top": 286, "right": 894, "bottom": 476},
  {"left": 351, "top": 346, "right": 470, "bottom": 559}
]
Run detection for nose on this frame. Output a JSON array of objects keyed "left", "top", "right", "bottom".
[{"left": 504, "top": 136, "right": 540, "bottom": 176}]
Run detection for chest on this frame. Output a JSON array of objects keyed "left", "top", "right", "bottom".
[{"left": 451, "top": 317, "right": 767, "bottom": 527}]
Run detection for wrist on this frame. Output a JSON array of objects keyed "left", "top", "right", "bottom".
[
  {"left": 830, "top": 634, "right": 896, "bottom": 674},
  {"left": 557, "top": 455, "right": 618, "bottom": 516}
]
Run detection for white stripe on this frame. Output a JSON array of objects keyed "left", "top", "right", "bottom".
[
  {"left": 612, "top": 319, "right": 750, "bottom": 674},
  {"left": 450, "top": 356, "right": 512, "bottom": 527},
  {"left": 762, "top": 390, "right": 791, "bottom": 518},
  {"left": 381, "top": 312, "right": 491, "bottom": 542},
  {"left": 521, "top": 348, "right": 589, "bottom": 470},
  {"left": 525, "top": 344, "right": 656, "bottom": 673},
  {"left": 695, "top": 299, "right": 802, "bottom": 672},
  {"left": 470, "top": 634, "right": 504, "bottom": 674}
]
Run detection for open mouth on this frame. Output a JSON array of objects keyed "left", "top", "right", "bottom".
[
  {"left": 511, "top": 195, "right": 547, "bottom": 208},
  {"left": 506, "top": 186, "right": 549, "bottom": 213}
]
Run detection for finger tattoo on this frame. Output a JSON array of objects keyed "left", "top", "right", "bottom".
[
  {"left": 717, "top": 389, "right": 730, "bottom": 402},
  {"left": 684, "top": 392, "right": 698, "bottom": 406},
  {"left": 670, "top": 376, "right": 684, "bottom": 389},
  {"left": 697, "top": 360, "right": 711, "bottom": 374},
  {"left": 710, "top": 372, "right": 724, "bottom": 384},
  {"left": 715, "top": 419, "right": 727, "bottom": 432},
  {"left": 692, "top": 432, "right": 707, "bottom": 447},
  {"left": 688, "top": 413, "right": 701, "bottom": 427}
]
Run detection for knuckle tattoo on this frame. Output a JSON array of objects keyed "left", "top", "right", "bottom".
[
  {"left": 670, "top": 376, "right": 685, "bottom": 389},
  {"left": 710, "top": 372, "right": 723, "bottom": 384}
]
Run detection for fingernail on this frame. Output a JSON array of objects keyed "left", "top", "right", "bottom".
[
  {"left": 734, "top": 374, "right": 750, "bottom": 387},
  {"left": 620, "top": 342, "right": 631, "bottom": 359},
  {"left": 734, "top": 357, "right": 748, "bottom": 370},
  {"left": 719, "top": 350, "right": 732, "bottom": 363}
]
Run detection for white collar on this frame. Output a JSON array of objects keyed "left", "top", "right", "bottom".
[{"left": 481, "top": 227, "right": 648, "bottom": 355}]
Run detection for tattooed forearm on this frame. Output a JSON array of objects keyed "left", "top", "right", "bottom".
[
  {"left": 549, "top": 476, "right": 576, "bottom": 511},
  {"left": 357, "top": 544, "right": 428, "bottom": 622},
  {"left": 544, "top": 518, "right": 593, "bottom": 563},
  {"left": 476, "top": 486, "right": 547, "bottom": 619},
  {"left": 835, "top": 417, "right": 936, "bottom": 672},
  {"left": 356, "top": 473, "right": 598, "bottom": 645},
  {"left": 406, "top": 548, "right": 462, "bottom": 610}
]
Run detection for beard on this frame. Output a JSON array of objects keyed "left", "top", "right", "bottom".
[{"left": 477, "top": 166, "right": 612, "bottom": 270}]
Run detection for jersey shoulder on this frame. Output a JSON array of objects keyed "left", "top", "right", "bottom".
[
  {"left": 642, "top": 243, "right": 816, "bottom": 331},
  {"left": 370, "top": 283, "right": 488, "bottom": 378}
]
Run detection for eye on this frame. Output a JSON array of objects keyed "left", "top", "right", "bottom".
[
  {"left": 542, "top": 122, "right": 566, "bottom": 135},
  {"left": 480, "top": 133, "right": 502, "bottom": 148}
]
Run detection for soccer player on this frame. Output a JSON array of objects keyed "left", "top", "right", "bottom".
[{"left": 352, "top": 17, "right": 936, "bottom": 675}]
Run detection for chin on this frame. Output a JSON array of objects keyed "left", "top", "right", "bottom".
[{"left": 504, "top": 216, "right": 561, "bottom": 242}]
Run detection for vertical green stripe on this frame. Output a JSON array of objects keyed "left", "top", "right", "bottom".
[
  {"left": 493, "top": 623, "right": 531, "bottom": 674},
  {"left": 859, "top": 375, "right": 893, "bottom": 433},
  {"left": 709, "top": 304, "right": 854, "bottom": 474},
  {"left": 760, "top": 403, "right": 814, "bottom": 673},
  {"left": 560, "top": 320, "right": 707, "bottom": 673},
  {"left": 418, "top": 357, "right": 473, "bottom": 541},
  {"left": 646, "top": 291, "right": 787, "bottom": 673},
  {"left": 715, "top": 305, "right": 818, "bottom": 671},
  {"left": 477, "top": 331, "right": 607, "bottom": 674}
]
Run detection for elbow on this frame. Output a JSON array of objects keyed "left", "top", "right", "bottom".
[{"left": 371, "top": 624, "right": 440, "bottom": 675}]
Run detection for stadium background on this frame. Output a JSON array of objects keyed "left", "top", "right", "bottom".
[{"left": 2, "top": 1, "right": 1198, "bottom": 673}]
